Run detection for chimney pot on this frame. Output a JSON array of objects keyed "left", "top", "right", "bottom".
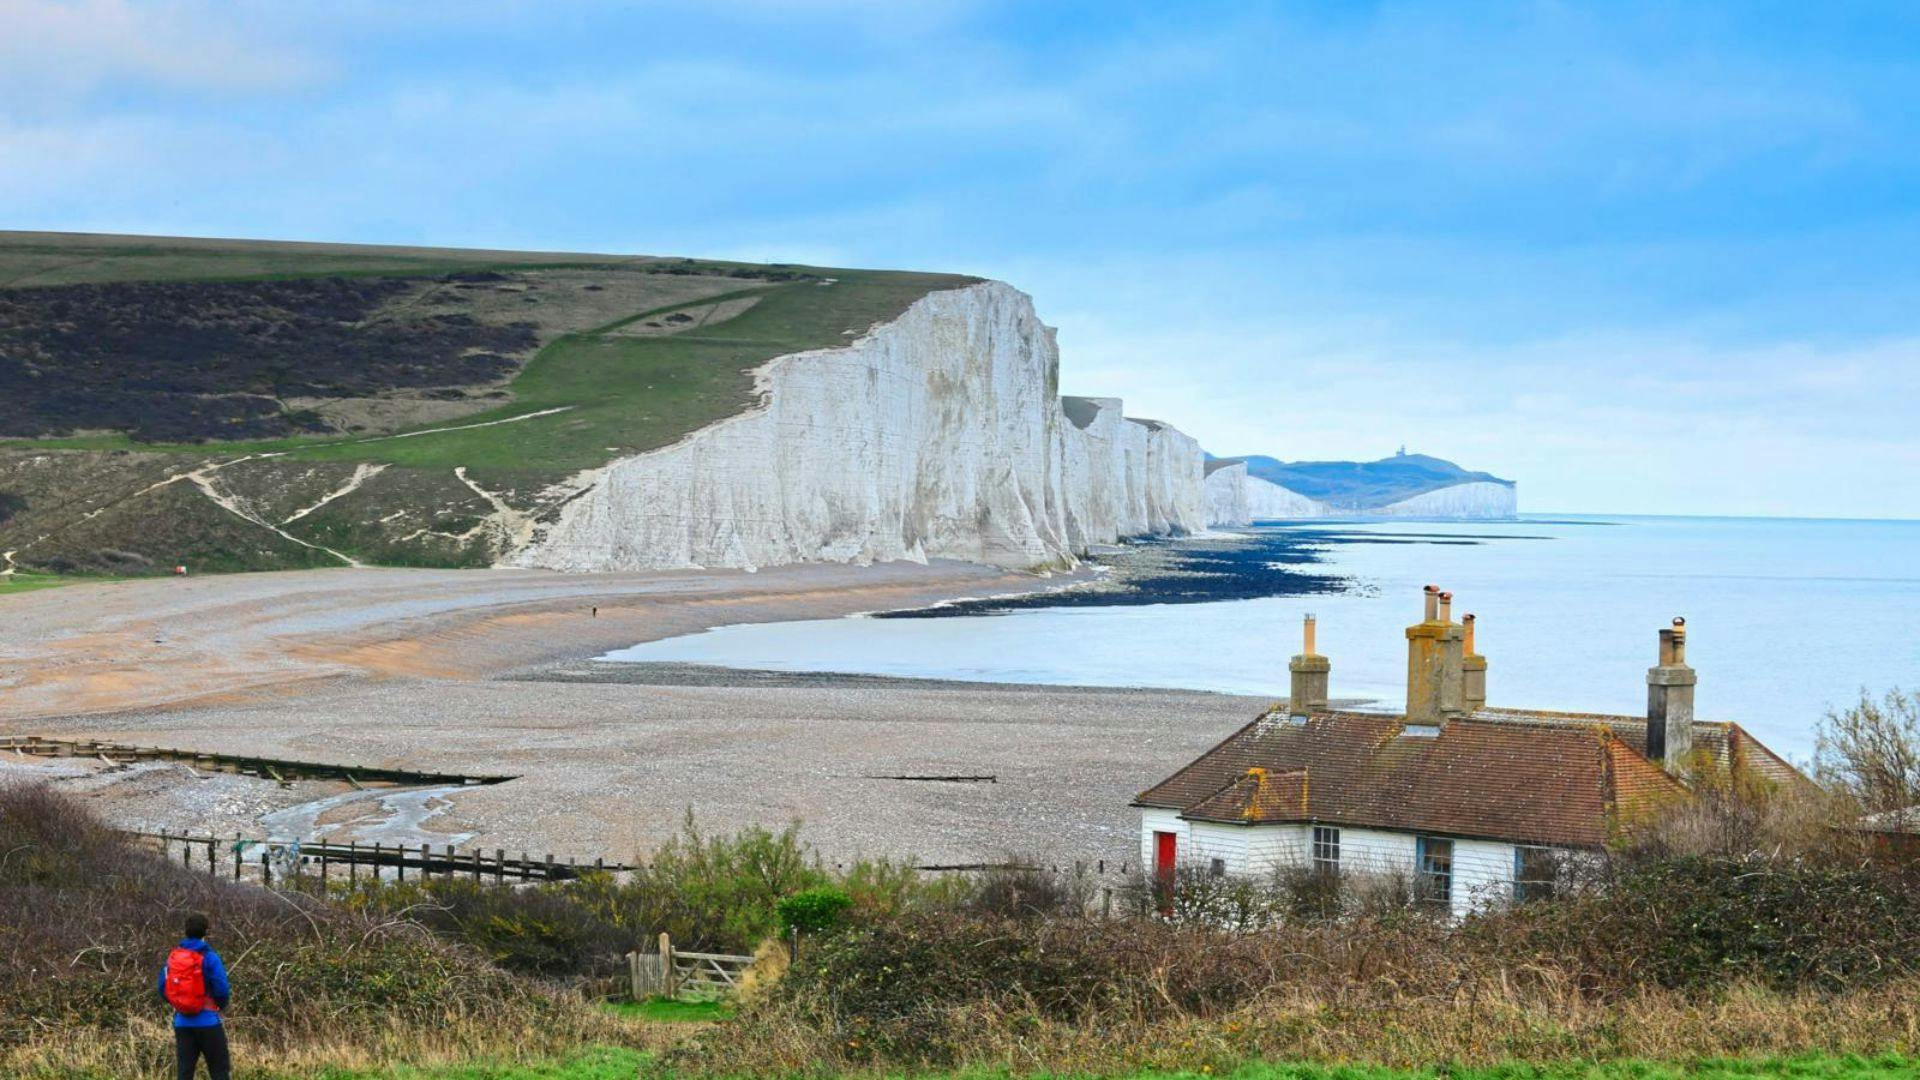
[
  {"left": 1647, "top": 618, "right": 1696, "bottom": 774},
  {"left": 1288, "top": 613, "right": 1330, "bottom": 716},
  {"left": 1405, "top": 588, "right": 1466, "bottom": 725},
  {"left": 1461, "top": 612, "right": 1487, "bottom": 711}
]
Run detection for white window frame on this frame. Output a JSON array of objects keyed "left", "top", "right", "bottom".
[{"left": 1311, "top": 825, "right": 1341, "bottom": 872}]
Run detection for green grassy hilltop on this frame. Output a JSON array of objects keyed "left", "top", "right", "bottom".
[{"left": 0, "top": 231, "right": 974, "bottom": 576}]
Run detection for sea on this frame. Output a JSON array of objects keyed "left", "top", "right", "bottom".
[{"left": 602, "top": 515, "right": 1920, "bottom": 761}]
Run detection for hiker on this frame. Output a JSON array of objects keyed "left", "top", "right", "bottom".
[{"left": 158, "top": 912, "right": 231, "bottom": 1080}]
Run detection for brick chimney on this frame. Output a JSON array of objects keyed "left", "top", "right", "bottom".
[
  {"left": 1646, "top": 617, "right": 1696, "bottom": 773},
  {"left": 1461, "top": 613, "right": 1487, "bottom": 711},
  {"left": 1288, "top": 613, "right": 1330, "bottom": 717},
  {"left": 1405, "top": 585, "right": 1465, "bottom": 726}
]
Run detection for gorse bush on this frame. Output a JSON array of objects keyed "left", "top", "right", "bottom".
[{"left": 777, "top": 886, "right": 852, "bottom": 935}]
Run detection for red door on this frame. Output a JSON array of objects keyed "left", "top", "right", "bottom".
[
  {"left": 1153, "top": 831, "right": 1178, "bottom": 913},
  {"left": 1153, "top": 831, "right": 1177, "bottom": 880}
]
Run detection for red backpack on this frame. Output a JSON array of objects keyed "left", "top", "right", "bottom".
[{"left": 163, "top": 947, "right": 212, "bottom": 1015}]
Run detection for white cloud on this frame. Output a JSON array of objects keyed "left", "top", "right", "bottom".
[{"left": 0, "top": 0, "right": 324, "bottom": 99}]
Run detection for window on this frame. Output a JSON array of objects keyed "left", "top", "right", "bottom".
[
  {"left": 1514, "top": 845, "right": 1560, "bottom": 904},
  {"left": 1209, "top": 857, "right": 1227, "bottom": 878},
  {"left": 1311, "top": 825, "right": 1341, "bottom": 873},
  {"left": 1416, "top": 836, "right": 1453, "bottom": 908}
]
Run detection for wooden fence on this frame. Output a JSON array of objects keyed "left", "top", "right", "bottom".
[
  {"left": 138, "top": 830, "right": 636, "bottom": 885},
  {"left": 2, "top": 734, "right": 513, "bottom": 787},
  {"left": 628, "top": 932, "right": 754, "bottom": 1000}
]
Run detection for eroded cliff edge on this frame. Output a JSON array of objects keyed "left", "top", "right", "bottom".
[{"left": 510, "top": 282, "right": 1206, "bottom": 573}]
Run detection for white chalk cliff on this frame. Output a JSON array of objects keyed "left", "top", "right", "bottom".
[
  {"left": 1246, "top": 475, "right": 1334, "bottom": 519},
  {"left": 509, "top": 282, "right": 1207, "bottom": 573},
  {"left": 1207, "top": 471, "right": 1514, "bottom": 524},
  {"left": 1204, "top": 461, "right": 1250, "bottom": 527},
  {"left": 1364, "top": 480, "right": 1517, "bottom": 518}
]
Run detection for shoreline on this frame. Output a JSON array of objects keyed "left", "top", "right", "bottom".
[
  {"left": 0, "top": 557, "right": 1276, "bottom": 866},
  {"left": 0, "top": 558, "right": 1087, "bottom": 726}
]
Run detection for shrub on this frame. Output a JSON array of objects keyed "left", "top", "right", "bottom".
[
  {"left": 1818, "top": 687, "right": 1920, "bottom": 816},
  {"left": 777, "top": 886, "right": 852, "bottom": 935},
  {"left": 0, "top": 783, "right": 604, "bottom": 1075},
  {"left": 964, "top": 858, "right": 1093, "bottom": 919}
]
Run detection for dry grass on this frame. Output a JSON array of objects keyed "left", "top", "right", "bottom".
[
  {"left": 687, "top": 974, "right": 1920, "bottom": 1076},
  {"left": 0, "top": 782, "right": 674, "bottom": 1077}
]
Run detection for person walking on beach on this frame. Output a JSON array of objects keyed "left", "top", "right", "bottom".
[{"left": 159, "top": 912, "right": 231, "bottom": 1080}]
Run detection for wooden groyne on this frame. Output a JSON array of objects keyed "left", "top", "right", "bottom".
[
  {"left": 0, "top": 735, "right": 514, "bottom": 787},
  {"left": 137, "top": 830, "right": 634, "bottom": 884}
]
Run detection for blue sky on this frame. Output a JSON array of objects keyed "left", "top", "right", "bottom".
[{"left": 5, "top": 1, "right": 1918, "bottom": 517}]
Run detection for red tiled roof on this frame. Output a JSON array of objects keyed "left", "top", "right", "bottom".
[
  {"left": 1133, "top": 707, "right": 1778, "bottom": 848},
  {"left": 1180, "top": 767, "right": 1309, "bottom": 824}
]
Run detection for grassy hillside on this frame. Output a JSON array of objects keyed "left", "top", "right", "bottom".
[{"left": 0, "top": 232, "right": 975, "bottom": 574}]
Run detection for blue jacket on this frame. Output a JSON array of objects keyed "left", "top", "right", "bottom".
[{"left": 157, "top": 938, "right": 230, "bottom": 1028}]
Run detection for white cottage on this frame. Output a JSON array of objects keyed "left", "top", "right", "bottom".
[{"left": 1133, "top": 587, "right": 1802, "bottom": 919}]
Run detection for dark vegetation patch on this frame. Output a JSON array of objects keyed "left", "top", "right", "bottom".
[
  {"left": 0, "top": 490, "right": 23, "bottom": 526},
  {"left": 0, "top": 276, "right": 537, "bottom": 442}
]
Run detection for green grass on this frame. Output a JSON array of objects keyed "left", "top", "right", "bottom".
[
  {"left": 291, "top": 1052, "right": 1919, "bottom": 1079},
  {"left": 602, "top": 997, "right": 732, "bottom": 1023},
  {"left": 0, "top": 571, "right": 111, "bottom": 596},
  {"left": 305, "top": 1047, "right": 645, "bottom": 1079},
  {"left": 0, "top": 230, "right": 977, "bottom": 474}
]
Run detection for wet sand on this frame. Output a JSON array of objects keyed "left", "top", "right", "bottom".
[{"left": 0, "top": 559, "right": 1268, "bottom": 866}]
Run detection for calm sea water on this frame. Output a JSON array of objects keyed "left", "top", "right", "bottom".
[{"left": 603, "top": 516, "right": 1920, "bottom": 759}]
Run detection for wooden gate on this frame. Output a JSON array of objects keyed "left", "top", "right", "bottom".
[{"left": 627, "top": 932, "right": 753, "bottom": 1000}]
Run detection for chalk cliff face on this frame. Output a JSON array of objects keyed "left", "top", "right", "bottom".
[
  {"left": 511, "top": 282, "right": 1206, "bottom": 573},
  {"left": 1368, "top": 480, "right": 1517, "bottom": 518},
  {"left": 1204, "top": 461, "right": 1250, "bottom": 527},
  {"left": 1246, "top": 475, "right": 1333, "bottom": 519}
]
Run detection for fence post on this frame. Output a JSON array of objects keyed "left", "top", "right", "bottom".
[
  {"left": 545, "top": 853, "right": 556, "bottom": 881},
  {"left": 232, "top": 835, "right": 241, "bottom": 881},
  {"left": 1103, "top": 886, "right": 1113, "bottom": 920},
  {"left": 395, "top": 843, "right": 404, "bottom": 882},
  {"left": 320, "top": 844, "right": 330, "bottom": 884},
  {"left": 261, "top": 847, "right": 271, "bottom": 887},
  {"left": 206, "top": 837, "right": 215, "bottom": 876},
  {"left": 658, "top": 932, "right": 676, "bottom": 999},
  {"left": 445, "top": 843, "right": 456, "bottom": 880},
  {"left": 496, "top": 849, "right": 506, "bottom": 885}
]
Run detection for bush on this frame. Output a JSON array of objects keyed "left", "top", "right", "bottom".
[
  {"left": 0, "top": 783, "right": 604, "bottom": 1075},
  {"left": 964, "top": 859, "right": 1094, "bottom": 919},
  {"left": 777, "top": 887, "right": 852, "bottom": 935}
]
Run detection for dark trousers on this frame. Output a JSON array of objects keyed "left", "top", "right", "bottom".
[{"left": 174, "top": 1024, "right": 230, "bottom": 1080}]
